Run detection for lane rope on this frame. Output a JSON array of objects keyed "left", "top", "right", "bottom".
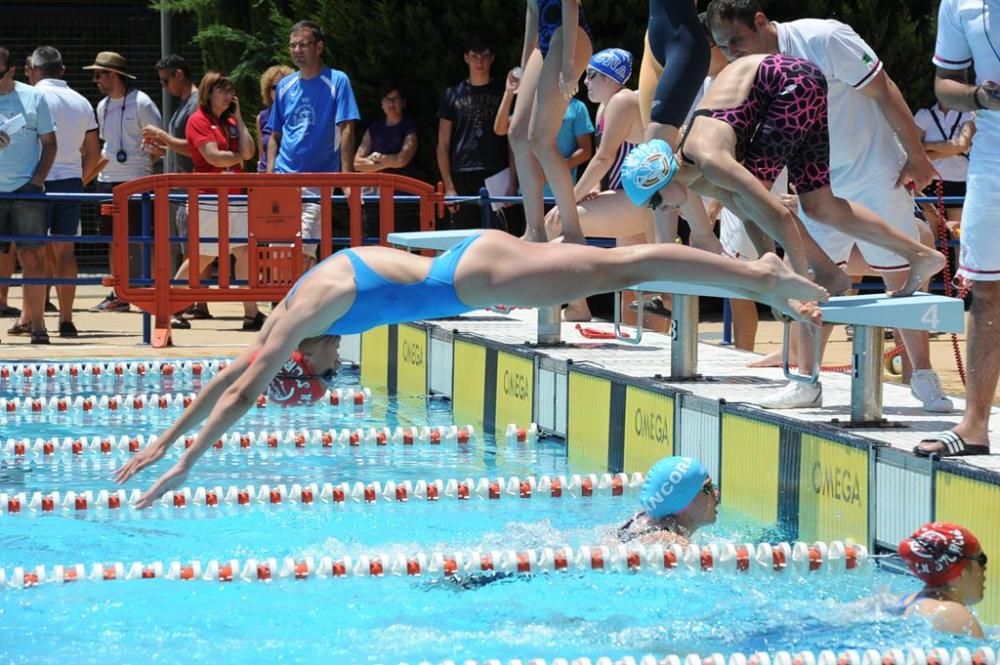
[
  {"left": 0, "top": 387, "right": 371, "bottom": 414},
  {"left": 0, "top": 539, "right": 869, "bottom": 588},
  {"left": 401, "top": 647, "right": 996, "bottom": 665},
  {"left": 1, "top": 424, "right": 539, "bottom": 459},
  {"left": 0, "top": 359, "right": 231, "bottom": 380},
  {"left": 0, "top": 470, "right": 634, "bottom": 516}
]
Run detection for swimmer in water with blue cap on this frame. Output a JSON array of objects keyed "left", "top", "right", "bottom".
[{"left": 616, "top": 455, "right": 718, "bottom": 546}]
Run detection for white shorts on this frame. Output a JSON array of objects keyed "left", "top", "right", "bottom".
[
  {"left": 799, "top": 176, "right": 918, "bottom": 273},
  {"left": 301, "top": 188, "right": 325, "bottom": 257},
  {"left": 958, "top": 156, "right": 1000, "bottom": 281},
  {"left": 184, "top": 203, "right": 248, "bottom": 256},
  {"left": 720, "top": 169, "right": 788, "bottom": 262}
]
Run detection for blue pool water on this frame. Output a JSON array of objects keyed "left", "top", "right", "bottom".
[{"left": 0, "top": 359, "right": 990, "bottom": 664}]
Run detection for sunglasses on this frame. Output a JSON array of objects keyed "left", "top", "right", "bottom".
[
  {"left": 647, "top": 191, "right": 664, "bottom": 210},
  {"left": 585, "top": 69, "right": 600, "bottom": 81},
  {"left": 702, "top": 480, "right": 716, "bottom": 497},
  {"left": 965, "top": 552, "right": 988, "bottom": 568}
]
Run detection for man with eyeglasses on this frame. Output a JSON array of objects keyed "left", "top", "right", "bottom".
[
  {"left": 83, "top": 51, "right": 162, "bottom": 313},
  {"left": 266, "top": 20, "right": 360, "bottom": 267},
  {"left": 0, "top": 46, "right": 56, "bottom": 345}
]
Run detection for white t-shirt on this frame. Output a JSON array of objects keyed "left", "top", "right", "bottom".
[
  {"left": 96, "top": 89, "right": 161, "bottom": 183},
  {"left": 35, "top": 79, "right": 98, "bottom": 182},
  {"left": 776, "top": 19, "right": 905, "bottom": 186},
  {"left": 913, "top": 105, "right": 972, "bottom": 182},
  {"left": 933, "top": 0, "right": 1000, "bottom": 162}
]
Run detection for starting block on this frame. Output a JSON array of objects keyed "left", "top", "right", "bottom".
[{"left": 618, "top": 282, "right": 964, "bottom": 425}]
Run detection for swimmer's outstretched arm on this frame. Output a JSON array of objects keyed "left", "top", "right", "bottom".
[{"left": 126, "top": 305, "right": 331, "bottom": 509}]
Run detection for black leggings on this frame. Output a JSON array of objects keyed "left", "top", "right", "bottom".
[{"left": 648, "top": 0, "right": 711, "bottom": 127}]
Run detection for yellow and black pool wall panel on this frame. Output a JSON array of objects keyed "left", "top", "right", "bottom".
[
  {"left": 359, "top": 325, "right": 391, "bottom": 391},
  {"left": 450, "top": 334, "right": 538, "bottom": 435},
  {"left": 790, "top": 423, "right": 876, "bottom": 548},
  {"left": 719, "top": 405, "right": 790, "bottom": 536},
  {"left": 934, "top": 461, "right": 1000, "bottom": 624},
  {"left": 393, "top": 323, "right": 430, "bottom": 397},
  {"left": 621, "top": 378, "right": 682, "bottom": 476},
  {"left": 567, "top": 365, "right": 684, "bottom": 474}
]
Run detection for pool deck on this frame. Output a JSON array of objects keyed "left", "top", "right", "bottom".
[{"left": 3, "top": 285, "right": 995, "bottom": 473}]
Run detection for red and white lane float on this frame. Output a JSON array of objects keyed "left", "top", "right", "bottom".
[
  {"left": 402, "top": 647, "right": 996, "bottom": 665},
  {"left": 0, "top": 387, "right": 372, "bottom": 415},
  {"left": 0, "top": 422, "right": 518, "bottom": 458},
  {"left": 0, "top": 472, "right": 640, "bottom": 516},
  {"left": 0, "top": 539, "right": 870, "bottom": 589},
  {"left": 0, "top": 359, "right": 232, "bottom": 381}
]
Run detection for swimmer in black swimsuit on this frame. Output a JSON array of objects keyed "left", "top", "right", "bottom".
[
  {"left": 118, "top": 232, "right": 828, "bottom": 507},
  {"left": 509, "top": 0, "right": 594, "bottom": 243},
  {"left": 617, "top": 455, "right": 718, "bottom": 546},
  {"left": 894, "top": 522, "right": 987, "bottom": 638}
]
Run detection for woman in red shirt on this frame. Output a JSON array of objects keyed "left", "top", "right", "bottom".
[{"left": 172, "top": 71, "right": 264, "bottom": 331}]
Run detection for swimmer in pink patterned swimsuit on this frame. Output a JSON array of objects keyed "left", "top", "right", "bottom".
[{"left": 622, "top": 53, "right": 944, "bottom": 304}]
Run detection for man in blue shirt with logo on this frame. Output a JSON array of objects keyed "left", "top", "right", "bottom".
[
  {"left": 266, "top": 20, "right": 360, "bottom": 265},
  {"left": 0, "top": 46, "right": 56, "bottom": 344}
]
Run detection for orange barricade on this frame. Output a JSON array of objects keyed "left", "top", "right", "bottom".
[{"left": 108, "top": 173, "right": 445, "bottom": 347}]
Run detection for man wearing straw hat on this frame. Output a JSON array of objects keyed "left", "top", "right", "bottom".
[{"left": 83, "top": 51, "right": 161, "bottom": 313}]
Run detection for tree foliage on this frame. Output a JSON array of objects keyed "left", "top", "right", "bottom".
[{"left": 157, "top": 0, "right": 941, "bottom": 181}]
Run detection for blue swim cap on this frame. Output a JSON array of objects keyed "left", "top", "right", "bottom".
[
  {"left": 639, "top": 456, "right": 708, "bottom": 519},
  {"left": 588, "top": 48, "right": 632, "bottom": 85},
  {"left": 621, "top": 140, "right": 679, "bottom": 207}
]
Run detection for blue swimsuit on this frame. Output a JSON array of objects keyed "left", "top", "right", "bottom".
[
  {"left": 537, "top": 0, "right": 592, "bottom": 57},
  {"left": 286, "top": 233, "right": 481, "bottom": 335}
]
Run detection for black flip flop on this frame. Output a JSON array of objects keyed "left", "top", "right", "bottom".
[{"left": 913, "top": 431, "right": 991, "bottom": 457}]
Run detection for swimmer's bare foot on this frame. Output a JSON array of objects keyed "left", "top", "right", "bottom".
[
  {"left": 893, "top": 251, "right": 946, "bottom": 297},
  {"left": 562, "top": 299, "right": 593, "bottom": 322},
  {"left": 757, "top": 253, "right": 829, "bottom": 303},
  {"left": 812, "top": 265, "right": 852, "bottom": 297},
  {"left": 747, "top": 348, "right": 793, "bottom": 368}
]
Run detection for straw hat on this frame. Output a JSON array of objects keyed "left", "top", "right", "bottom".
[{"left": 82, "top": 51, "right": 136, "bottom": 79}]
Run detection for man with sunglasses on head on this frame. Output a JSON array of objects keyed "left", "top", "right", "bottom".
[
  {"left": 0, "top": 46, "right": 56, "bottom": 345},
  {"left": 616, "top": 456, "right": 718, "bottom": 546},
  {"left": 84, "top": 51, "right": 162, "bottom": 314},
  {"left": 895, "top": 522, "right": 987, "bottom": 638}
]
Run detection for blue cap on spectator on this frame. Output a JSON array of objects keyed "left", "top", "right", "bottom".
[
  {"left": 588, "top": 48, "right": 632, "bottom": 86},
  {"left": 639, "top": 456, "right": 708, "bottom": 518}
]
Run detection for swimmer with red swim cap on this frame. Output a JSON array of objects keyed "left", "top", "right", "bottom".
[
  {"left": 115, "top": 229, "right": 827, "bottom": 508},
  {"left": 614, "top": 456, "right": 719, "bottom": 546},
  {"left": 895, "top": 521, "right": 986, "bottom": 638}
]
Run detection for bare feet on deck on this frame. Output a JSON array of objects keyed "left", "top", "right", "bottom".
[
  {"left": 747, "top": 348, "right": 792, "bottom": 368},
  {"left": 893, "top": 251, "right": 946, "bottom": 297}
]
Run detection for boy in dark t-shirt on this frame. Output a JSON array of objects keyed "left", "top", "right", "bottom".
[{"left": 436, "top": 35, "right": 511, "bottom": 230}]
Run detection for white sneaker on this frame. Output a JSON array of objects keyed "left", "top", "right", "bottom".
[
  {"left": 758, "top": 381, "right": 823, "bottom": 409},
  {"left": 910, "top": 369, "right": 954, "bottom": 413}
]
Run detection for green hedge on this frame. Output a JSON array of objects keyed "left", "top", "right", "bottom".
[{"left": 159, "top": 0, "right": 940, "bottom": 181}]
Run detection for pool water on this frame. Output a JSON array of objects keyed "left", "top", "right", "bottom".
[{"left": 0, "top": 359, "right": 990, "bottom": 664}]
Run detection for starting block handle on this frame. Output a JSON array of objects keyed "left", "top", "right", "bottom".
[
  {"left": 781, "top": 321, "right": 821, "bottom": 385},
  {"left": 613, "top": 290, "right": 643, "bottom": 345}
]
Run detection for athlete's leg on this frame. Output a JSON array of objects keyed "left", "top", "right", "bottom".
[
  {"left": 797, "top": 188, "right": 944, "bottom": 296},
  {"left": 636, "top": 32, "right": 661, "bottom": 128},
  {"left": 508, "top": 49, "right": 547, "bottom": 242},
  {"left": 527, "top": 26, "right": 593, "bottom": 243},
  {"left": 455, "top": 232, "right": 826, "bottom": 322}
]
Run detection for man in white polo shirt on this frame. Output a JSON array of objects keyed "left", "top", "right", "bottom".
[
  {"left": 706, "top": 0, "right": 952, "bottom": 412},
  {"left": 914, "top": 0, "right": 1000, "bottom": 457},
  {"left": 22, "top": 46, "right": 101, "bottom": 338}
]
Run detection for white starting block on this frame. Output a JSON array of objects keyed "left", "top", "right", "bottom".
[
  {"left": 387, "top": 230, "right": 563, "bottom": 345},
  {"left": 618, "top": 283, "right": 965, "bottom": 425}
]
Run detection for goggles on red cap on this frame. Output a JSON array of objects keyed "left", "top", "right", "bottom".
[
  {"left": 265, "top": 351, "right": 335, "bottom": 406},
  {"left": 898, "top": 522, "right": 981, "bottom": 586}
]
